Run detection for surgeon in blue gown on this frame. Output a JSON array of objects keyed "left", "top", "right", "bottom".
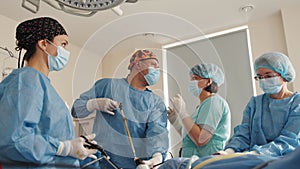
[
  {"left": 216, "top": 52, "right": 300, "bottom": 157},
  {"left": 0, "top": 17, "right": 97, "bottom": 168},
  {"left": 72, "top": 49, "right": 169, "bottom": 169}
]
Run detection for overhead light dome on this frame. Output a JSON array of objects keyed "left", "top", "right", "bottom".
[
  {"left": 22, "top": 0, "right": 138, "bottom": 16},
  {"left": 56, "top": 0, "right": 124, "bottom": 11}
]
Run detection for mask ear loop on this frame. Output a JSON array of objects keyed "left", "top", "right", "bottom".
[
  {"left": 43, "top": 39, "right": 58, "bottom": 57},
  {"left": 206, "top": 78, "right": 213, "bottom": 87}
]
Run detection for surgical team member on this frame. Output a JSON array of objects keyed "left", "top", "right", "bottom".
[
  {"left": 168, "top": 63, "right": 231, "bottom": 158},
  {"left": 217, "top": 52, "right": 300, "bottom": 157},
  {"left": 71, "top": 49, "right": 169, "bottom": 169},
  {"left": 0, "top": 17, "right": 97, "bottom": 168}
]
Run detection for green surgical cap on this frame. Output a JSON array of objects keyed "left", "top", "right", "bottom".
[
  {"left": 254, "top": 52, "right": 295, "bottom": 82},
  {"left": 190, "top": 63, "right": 224, "bottom": 86}
]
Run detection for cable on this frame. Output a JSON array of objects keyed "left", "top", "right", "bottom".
[{"left": 0, "top": 46, "right": 16, "bottom": 59}]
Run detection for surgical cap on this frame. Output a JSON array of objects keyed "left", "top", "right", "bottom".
[
  {"left": 254, "top": 52, "right": 295, "bottom": 82},
  {"left": 190, "top": 63, "right": 225, "bottom": 86},
  {"left": 128, "top": 49, "right": 158, "bottom": 70},
  {"left": 16, "top": 17, "right": 67, "bottom": 50}
]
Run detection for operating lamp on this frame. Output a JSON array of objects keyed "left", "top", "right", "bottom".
[{"left": 22, "top": 0, "right": 138, "bottom": 16}]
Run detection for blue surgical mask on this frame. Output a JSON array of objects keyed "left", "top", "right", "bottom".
[
  {"left": 46, "top": 40, "right": 70, "bottom": 71},
  {"left": 259, "top": 77, "right": 283, "bottom": 94},
  {"left": 188, "top": 80, "right": 202, "bottom": 97},
  {"left": 144, "top": 67, "right": 160, "bottom": 86}
]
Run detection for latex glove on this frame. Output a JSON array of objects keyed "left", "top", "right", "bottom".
[
  {"left": 169, "top": 94, "right": 189, "bottom": 120},
  {"left": 137, "top": 153, "right": 163, "bottom": 169},
  {"left": 214, "top": 148, "right": 235, "bottom": 155},
  {"left": 167, "top": 107, "right": 182, "bottom": 135},
  {"left": 167, "top": 107, "right": 178, "bottom": 124},
  {"left": 248, "top": 150, "right": 259, "bottom": 155},
  {"left": 86, "top": 98, "right": 119, "bottom": 115},
  {"left": 56, "top": 134, "right": 98, "bottom": 160}
]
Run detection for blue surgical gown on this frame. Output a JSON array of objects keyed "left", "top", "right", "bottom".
[
  {"left": 71, "top": 78, "right": 169, "bottom": 169},
  {"left": 158, "top": 154, "right": 274, "bottom": 169},
  {"left": 225, "top": 93, "right": 300, "bottom": 157},
  {"left": 182, "top": 94, "right": 231, "bottom": 157},
  {"left": 0, "top": 67, "right": 78, "bottom": 168},
  {"left": 263, "top": 145, "right": 300, "bottom": 169}
]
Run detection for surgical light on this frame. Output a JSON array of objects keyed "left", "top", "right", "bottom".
[{"left": 22, "top": 0, "right": 137, "bottom": 16}]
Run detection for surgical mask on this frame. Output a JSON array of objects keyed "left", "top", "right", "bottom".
[
  {"left": 188, "top": 80, "right": 202, "bottom": 97},
  {"left": 144, "top": 67, "right": 160, "bottom": 86},
  {"left": 259, "top": 76, "right": 283, "bottom": 94},
  {"left": 46, "top": 40, "right": 70, "bottom": 71}
]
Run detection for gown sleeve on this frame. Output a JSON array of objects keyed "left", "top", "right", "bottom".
[
  {"left": 145, "top": 98, "right": 169, "bottom": 158},
  {"left": 72, "top": 80, "right": 106, "bottom": 118},
  {"left": 3, "top": 73, "right": 61, "bottom": 163}
]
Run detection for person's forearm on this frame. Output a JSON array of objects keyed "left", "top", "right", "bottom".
[
  {"left": 71, "top": 99, "right": 91, "bottom": 118},
  {"left": 182, "top": 117, "right": 203, "bottom": 146}
]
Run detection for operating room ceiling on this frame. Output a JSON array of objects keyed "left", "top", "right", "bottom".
[{"left": 0, "top": 0, "right": 300, "bottom": 48}]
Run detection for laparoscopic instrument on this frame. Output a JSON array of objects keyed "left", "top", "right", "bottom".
[
  {"left": 81, "top": 103, "right": 164, "bottom": 169},
  {"left": 119, "top": 103, "right": 144, "bottom": 166},
  {"left": 120, "top": 103, "right": 166, "bottom": 169},
  {"left": 80, "top": 135, "right": 121, "bottom": 169}
]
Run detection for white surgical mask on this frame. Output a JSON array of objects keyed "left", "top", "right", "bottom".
[
  {"left": 188, "top": 80, "right": 202, "bottom": 97},
  {"left": 45, "top": 40, "right": 70, "bottom": 71},
  {"left": 259, "top": 77, "right": 283, "bottom": 94}
]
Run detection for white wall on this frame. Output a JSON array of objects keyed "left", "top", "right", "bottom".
[
  {"left": 281, "top": 5, "right": 300, "bottom": 92},
  {"left": 248, "top": 11, "right": 294, "bottom": 94},
  {"left": 0, "top": 15, "right": 18, "bottom": 82}
]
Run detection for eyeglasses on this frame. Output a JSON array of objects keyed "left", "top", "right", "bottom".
[
  {"left": 254, "top": 74, "right": 280, "bottom": 81},
  {"left": 191, "top": 75, "right": 208, "bottom": 81},
  {"left": 139, "top": 59, "right": 159, "bottom": 68}
]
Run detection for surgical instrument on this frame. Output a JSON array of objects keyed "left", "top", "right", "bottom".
[
  {"left": 80, "top": 135, "right": 121, "bottom": 169},
  {"left": 119, "top": 103, "right": 144, "bottom": 166},
  {"left": 81, "top": 135, "right": 108, "bottom": 157}
]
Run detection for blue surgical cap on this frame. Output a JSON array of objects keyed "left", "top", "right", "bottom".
[
  {"left": 254, "top": 52, "right": 296, "bottom": 82},
  {"left": 190, "top": 63, "right": 225, "bottom": 86}
]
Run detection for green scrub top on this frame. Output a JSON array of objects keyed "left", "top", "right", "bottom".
[{"left": 182, "top": 94, "right": 231, "bottom": 157}]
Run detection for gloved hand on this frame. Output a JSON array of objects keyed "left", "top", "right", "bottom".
[
  {"left": 169, "top": 94, "right": 189, "bottom": 120},
  {"left": 56, "top": 133, "right": 98, "bottom": 160},
  {"left": 214, "top": 148, "right": 235, "bottom": 155},
  {"left": 86, "top": 98, "right": 119, "bottom": 115},
  {"left": 137, "top": 153, "right": 163, "bottom": 169},
  {"left": 248, "top": 150, "right": 259, "bottom": 155},
  {"left": 167, "top": 107, "right": 182, "bottom": 135},
  {"left": 167, "top": 107, "right": 177, "bottom": 124}
]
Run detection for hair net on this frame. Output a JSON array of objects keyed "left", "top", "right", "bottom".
[
  {"left": 254, "top": 52, "right": 295, "bottom": 82},
  {"left": 128, "top": 49, "right": 158, "bottom": 70},
  {"left": 16, "top": 17, "right": 67, "bottom": 50},
  {"left": 190, "top": 63, "right": 225, "bottom": 86}
]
